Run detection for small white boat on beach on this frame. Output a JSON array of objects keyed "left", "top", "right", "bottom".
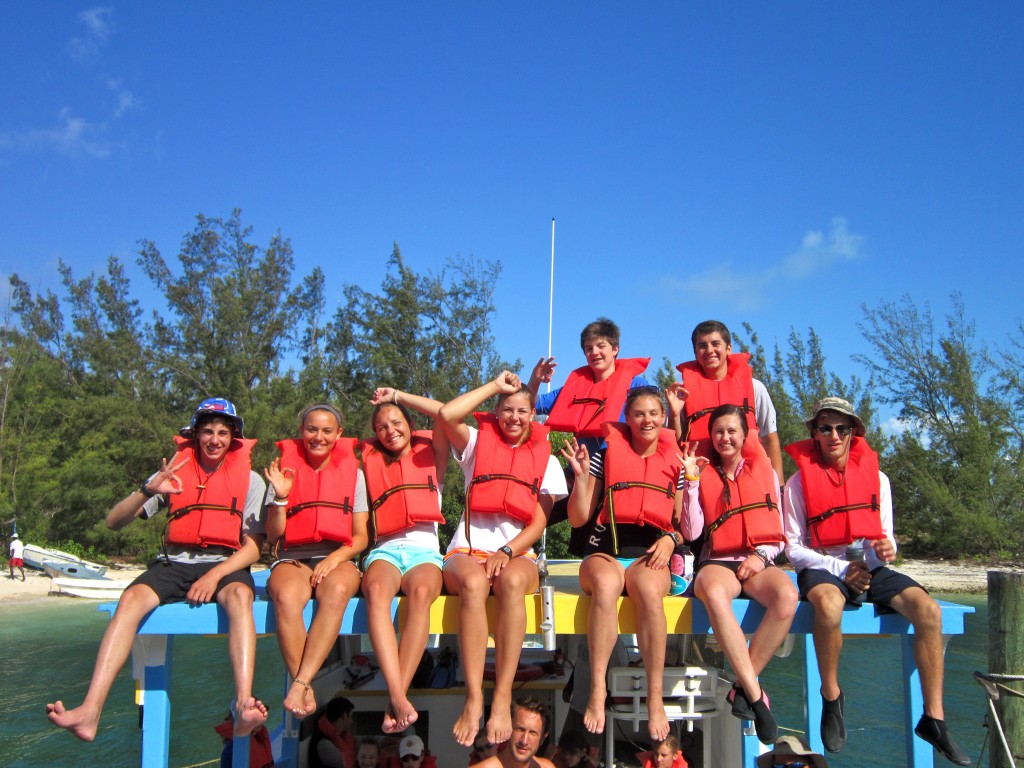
[
  {"left": 42, "top": 560, "right": 110, "bottom": 580},
  {"left": 50, "top": 577, "right": 130, "bottom": 600},
  {"left": 23, "top": 544, "right": 108, "bottom": 577}
]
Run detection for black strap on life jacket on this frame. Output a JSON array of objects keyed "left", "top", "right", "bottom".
[
  {"left": 570, "top": 395, "right": 607, "bottom": 433},
  {"left": 806, "top": 495, "right": 880, "bottom": 529},
  {"left": 604, "top": 480, "right": 674, "bottom": 555},
  {"left": 684, "top": 398, "right": 756, "bottom": 439},
  {"left": 163, "top": 496, "right": 242, "bottom": 561},
  {"left": 464, "top": 474, "right": 540, "bottom": 551},
  {"left": 369, "top": 476, "right": 437, "bottom": 534},
  {"left": 286, "top": 498, "right": 353, "bottom": 516},
  {"left": 705, "top": 493, "right": 778, "bottom": 538}
]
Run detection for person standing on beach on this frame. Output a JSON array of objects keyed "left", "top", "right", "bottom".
[
  {"left": 46, "top": 398, "right": 268, "bottom": 742},
  {"left": 783, "top": 397, "right": 970, "bottom": 765},
  {"left": 8, "top": 532, "right": 26, "bottom": 581},
  {"left": 670, "top": 320, "right": 785, "bottom": 484}
]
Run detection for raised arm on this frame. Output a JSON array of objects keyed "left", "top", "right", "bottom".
[
  {"left": 666, "top": 381, "right": 690, "bottom": 443},
  {"left": 526, "top": 357, "right": 557, "bottom": 400},
  {"left": 438, "top": 371, "right": 522, "bottom": 454},
  {"left": 370, "top": 387, "right": 450, "bottom": 471},
  {"left": 559, "top": 438, "right": 601, "bottom": 528},
  {"left": 106, "top": 457, "right": 186, "bottom": 530}
]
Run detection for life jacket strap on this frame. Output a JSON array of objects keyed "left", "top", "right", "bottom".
[{"left": 705, "top": 494, "right": 778, "bottom": 537}]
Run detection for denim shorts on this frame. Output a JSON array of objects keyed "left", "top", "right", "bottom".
[{"left": 365, "top": 543, "right": 443, "bottom": 576}]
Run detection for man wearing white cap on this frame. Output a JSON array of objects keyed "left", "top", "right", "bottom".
[
  {"left": 783, "top": 397, "right": 970, "bottom": 765},
  {"left": 398, "top": 734, "right": 437, "bottom": 768},
  {"left": 47, "top": 398, "right": 269, "bottom": 744}
]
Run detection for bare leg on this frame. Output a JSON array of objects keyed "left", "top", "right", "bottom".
[
  {"left": 578, "top": 555, "right": 625, "bottom": 735},
  {"left": 365, "top": 559, "right": 442, "bottom": 733},
  {"left": 625, "top": 560, "right": 671, "bottom": 741},
  {"left": 218, "top": 581, "right": 268, "bottom": 736},
  {"left": 889, "top": 587, "right": 945, "bottom": 719},
  {"left": 267, "top": 562, "right": 314, "bottom": 677},
  {"left": 693, "top": 565, "right": 760, "bottom": 700},
  {"left": 805, "top": 583, "right": 846, "bottom": 700},
  {"left": 741, "top": 567, "right": 798, "bottom": 676},
  {"left": 487, "top": 558, "right": 538, "bottom": 745},
  {"left": 284, "top": 562, "right": 361, "bottom": 716},
  {"left": 47, "top": 583, "right": 160, "bottom": 741},
  {"left": 444, "top": 555, "right": 489, "bottom": 747},
  {"left": 364, "top": 559, "right": 405, "bottom": 732},
  {"left": 393, "top": 563, "right": 442, "bottom": 727}
]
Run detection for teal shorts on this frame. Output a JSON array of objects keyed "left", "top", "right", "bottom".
[{"left": 364, "top": 543, "right": 443, "bottom": 576}]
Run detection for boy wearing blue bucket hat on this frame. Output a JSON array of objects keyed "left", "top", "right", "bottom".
[{"left": 47, "top": 397, "right": 268, "bottom": 743}]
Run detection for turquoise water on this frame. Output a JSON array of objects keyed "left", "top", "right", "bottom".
[
  {"left": 0, "top": 594, "right": 990, "bottom": 767},
  {"left": 0, "top": 599, "right": 285, "bottom": 768},
  {"left": 760, "top": 593, "right": 989, "bottom": 768}
]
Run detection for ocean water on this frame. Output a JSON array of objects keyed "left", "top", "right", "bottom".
[{"left": 0, "top": 594, "right": 992, "bottom": 768}]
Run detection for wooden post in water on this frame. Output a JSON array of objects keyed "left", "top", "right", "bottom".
[{"left": 988, "top": 571, "right": 1024, "bottom": 768}]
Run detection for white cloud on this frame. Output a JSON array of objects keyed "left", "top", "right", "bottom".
[
  {"left": 69, "top": 7, "right": 114, "bottom": 60},
  {"left": 660, "top": 217, "right": 864, "bottom": 310},
  {"left": 0, "top": 108, "right": 112, "bottom": 159},
  {"left": 108, "top": 79, "right": 138, "bottom": 118}
]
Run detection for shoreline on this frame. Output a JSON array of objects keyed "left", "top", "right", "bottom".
[{"left": 3, "top": 558, "right": 1021, "bottom": 605}]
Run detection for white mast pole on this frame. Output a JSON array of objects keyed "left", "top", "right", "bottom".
[{"left": 547, "top": 217, "right": 555, "bottom": 393}]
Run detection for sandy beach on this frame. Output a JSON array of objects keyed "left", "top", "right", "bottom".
[{"left": 3, "top": 557, "right": 1022, "bottom": 604}]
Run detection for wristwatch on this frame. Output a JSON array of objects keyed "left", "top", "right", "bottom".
[
  {"left": 661, "top": 531, "right": 681, "bottom": 545},
  {"left": 499, "top": 545, "right": 514, "bottom": 559},
  {"left": 753, "top": 548, "right": 772, "bottom": 566}
]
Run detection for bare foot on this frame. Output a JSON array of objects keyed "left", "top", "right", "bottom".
[
  {"left": 647, "top": 697, "right": 670, "bottom": 741},
  {"left": 235, "top": 697, "right": 269, "bottom": 737},
  {"left": 382, "top": 695, "right": 418, "bottom": 734},
  {"left": 283, "top": 679, "right": 316, "bottom": 716},
  {"left": 453, "top": 698, "right": 483, "bottom": 747},
  {"left": 583, "top": 688, "right": 607, "bottom": 734},
  {"left": 46, "top": 700, "right": 100, "bottom": 742},
  {"left": 486, "top": 692, "right": 513, "bottom": 745},
  {"left": 382, "top": 705, "right": 399, "bottom": 734}
]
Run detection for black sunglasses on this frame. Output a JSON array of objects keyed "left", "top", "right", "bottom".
[{"left": 815, "top": 424, "right": 853, "bottom": 437}]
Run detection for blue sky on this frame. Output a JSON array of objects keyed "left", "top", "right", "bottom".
[{"left": 2, "top": 4, "right": 1022, "bottom": 414}]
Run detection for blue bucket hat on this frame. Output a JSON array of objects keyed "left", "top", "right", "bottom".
[{"left": 181, "top": 397, "right": 244, "bottom": 438}]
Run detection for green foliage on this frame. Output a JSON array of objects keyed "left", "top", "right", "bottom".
[
  {"left": 855, "top": 294, "right": 1023, "bottom": 557},
  {"left": 3, "top": 213, "right": 513, "bottom": 562}
]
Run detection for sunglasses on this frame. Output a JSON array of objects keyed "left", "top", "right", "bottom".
[
  {"left": 401, "top": 755, "right": 422, "bottom": 763},
  {"left": 814, "top": 424, "right": 854, "bottom": 437},
  {"left": 773, "top": 762, "right": 808, "bottom": 768}
]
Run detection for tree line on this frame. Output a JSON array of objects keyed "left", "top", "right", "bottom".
[{"left": 2, "top": 210, "right": 1021, "bottom": 561}]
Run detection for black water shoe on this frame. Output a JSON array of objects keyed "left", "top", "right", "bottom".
[
  {"left": 914, "top": 715, "right": 971, "bottom": 766},
  {"left": 821, "top": 691, "right": 846, "bottom": 753},
  {"left": 750, "top": 689, "right": 777, "bottom": 745},
  {"left": 728, "top": 683, "right": 755, "bottom": 720}
]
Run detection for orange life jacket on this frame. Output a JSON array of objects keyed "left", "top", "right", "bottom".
[
  {"left": 786, "top": 437, "right": 885, "bottom": 547},
  {"left": 467, "top": 413, "right": 551, "bottom": 524},
  {"left": 361, "top": 431, "right": 444, "bottom": 538},
  {"left": 599, "top": 422, "right": 680, "bottom": 535},
  {"left": 166, "top": 435, "right": 256, "bottom": 550},
  {"left": 278, "top": 437, "right": 359, "bottom": 549},
  {"left": 545, "top": 357, "right": 650, "bottom": 437},
  {"left": 698, "top": 437, "right": 783, "bottom": 557},
  {"left": 676, "top": 353, "right": 760, "bottom": 454}
]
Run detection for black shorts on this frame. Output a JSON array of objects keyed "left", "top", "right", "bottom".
[
  {"left": 797, "top": 565, "right": 924, "bottom": 609},
  {"left": 130, "top": 559, "right": 255, "bottom": 604},
  {"left": 696, "top": 559, "right": 757, "bottom": 599}
]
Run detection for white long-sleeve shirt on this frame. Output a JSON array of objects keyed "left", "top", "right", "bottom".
[{"left": 783, "top": 469, "right": 898, "bottom": 578}]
